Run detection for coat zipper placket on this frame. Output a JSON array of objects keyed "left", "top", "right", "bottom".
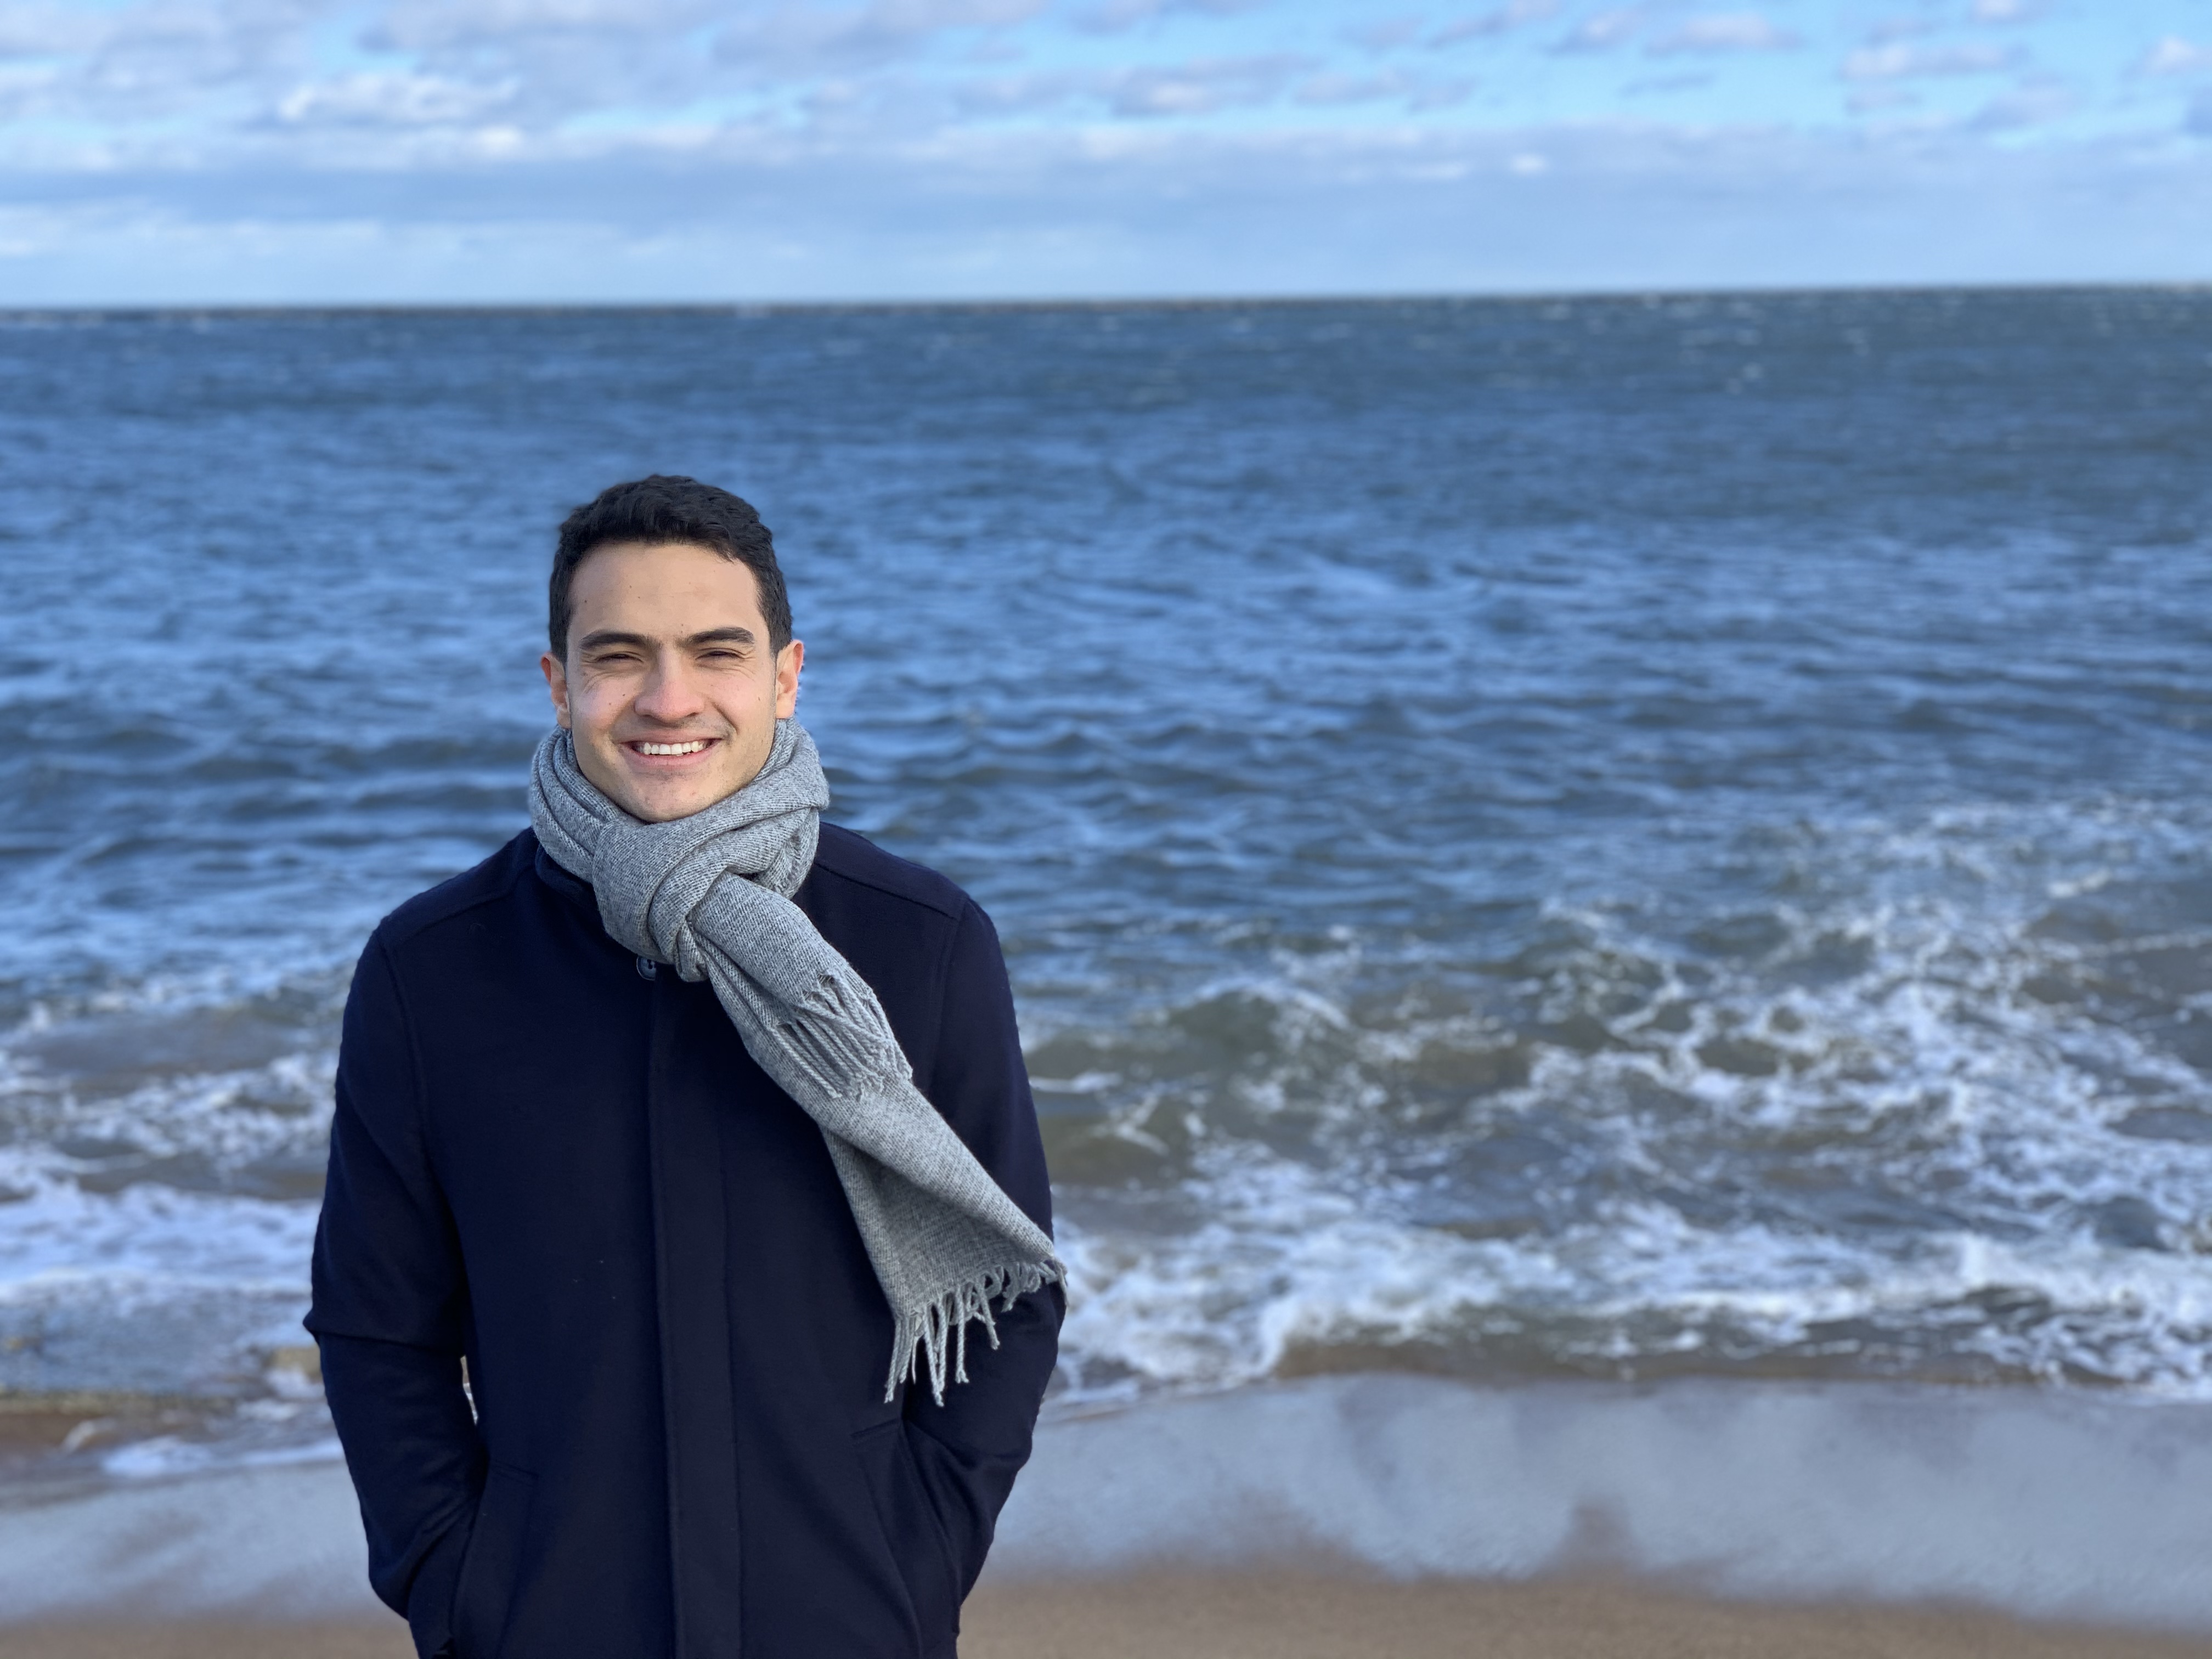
[{"left": 641, "top": 955, "right": 747, "bottom": 1656}]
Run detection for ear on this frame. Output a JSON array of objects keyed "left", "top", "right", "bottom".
[
  {"left": 774, "top": 639, "right": 805, "bottom": 719},
  {"left": 541, "top": 652, "right": 572, "bottom": 729}
]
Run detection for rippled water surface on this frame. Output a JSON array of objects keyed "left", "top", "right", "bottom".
[{"left": 1, "top": 291, "right": 2208, "bottom": 1467}]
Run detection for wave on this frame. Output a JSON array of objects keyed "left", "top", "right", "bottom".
[
  {"left": 1043, "top": 797, "right": 2212, "bottom": 1400},
  {"left": 0, "top": 795, "right": 2204, "bottom": 1414}
]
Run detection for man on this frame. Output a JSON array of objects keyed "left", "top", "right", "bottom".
[{"left": 308, "top": 475, "right": 1064, "bottom": 1659}]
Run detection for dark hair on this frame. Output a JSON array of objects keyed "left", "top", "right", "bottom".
[{"left": 549, "top": 475, "right": 791, "bottom": 658}]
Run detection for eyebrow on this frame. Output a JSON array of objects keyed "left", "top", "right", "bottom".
[{"left": 576, "top": 625, "right": 759, "bottom": 653}]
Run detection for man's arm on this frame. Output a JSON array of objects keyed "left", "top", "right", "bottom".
[
  {"left": 906, "top": 898, "right": 1065, "bottom": 1599},
  {"left": 307, "top": 933, "right": 484, "bottom": 1659}
]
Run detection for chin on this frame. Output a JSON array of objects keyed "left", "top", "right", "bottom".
[{"left": 625, "top": 785, "right": 724, "bottom": 823}]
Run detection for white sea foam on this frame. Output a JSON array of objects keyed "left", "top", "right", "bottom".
[
  {"left": 1, "top": 796, "right": 2207, "bottom": 1418},
  {"left": 0, "top": 981, "right": 336, "bottom": 1355},
  {"left": 101, "top": 1430, "right": 343, "bottom": 1482},
  {"left": 0, "top": 1145, "right": 320, "bottom": 1395},
  {"left": 1056, "top": 1152, "right": 2212, "bottom": 1401},
  {"left": 1049, "top": 797, "right": 2212, "bottom": 1401},
  {"left": 0, "top": 1163, "right": 317, "bottom": 1294}
]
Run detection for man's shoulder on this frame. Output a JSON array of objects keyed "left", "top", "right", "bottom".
[
  {"left": 372, "top": 831, "right": 539, "bottom": 953},
  {"left": 808, "top": 823, "right": 973, "bottom": 923}
]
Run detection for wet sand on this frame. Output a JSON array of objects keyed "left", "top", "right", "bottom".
[
  {"left": 3, "top": 1378, "right": 2207, "bottom": 1649},
  {"left": 968, "top": 1577, "right": 2212, "bottom": 1657},
  {"left": 5, "top": 1578, "right": 2212, "bottom": 1659},
  {"left": 0, "top": 1395, "right": 221, "bottom": 1468},
  {"left": 0, "top": 1397, "right": 201, "bottom": 1481}
]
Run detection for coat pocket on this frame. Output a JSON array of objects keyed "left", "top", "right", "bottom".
[
  {"left": 451, "top": 1462, "right": 537, "bottom": 1659},
  {"left": 851, "top": 1420, "right": 963, "bottom": 1646}
]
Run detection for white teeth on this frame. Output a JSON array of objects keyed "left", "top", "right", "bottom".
[{"left": 637, "top": 741, "right": 708, "bottom": 756}]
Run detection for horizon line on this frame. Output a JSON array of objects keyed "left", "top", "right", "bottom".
[{"left": 3, "top": 277, "right": 2208, "bottom": 320}]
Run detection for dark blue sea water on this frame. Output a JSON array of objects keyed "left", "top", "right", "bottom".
[{"left": 1, "top": 291, "right": 2209, "bottom": 1469}]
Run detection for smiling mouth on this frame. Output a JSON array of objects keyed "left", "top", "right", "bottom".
[{"left": 627, "top": 738, "right": 715, "bottom": 758}]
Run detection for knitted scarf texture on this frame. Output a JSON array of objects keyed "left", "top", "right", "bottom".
[{"left": 527, "top": 720, "right": 1063, "bottom": 1401}]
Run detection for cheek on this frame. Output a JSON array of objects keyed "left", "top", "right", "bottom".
[
  {"left": 570, "top": 680, "right": 629, "bottom": 730},
  {"left": 719, "top": 676, "right": 778, "bottom": 723}
]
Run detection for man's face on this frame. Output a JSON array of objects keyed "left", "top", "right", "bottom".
[{"left": 540, "top": 540, "right": 804, "bottom": 823}]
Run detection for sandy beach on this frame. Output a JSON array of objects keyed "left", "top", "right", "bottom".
[
  {"left": 7, "top": 1578, "right": 2212, "bottom": 1659},
  {"left": 3, "top": 1375, "right": 2210, "bottom": 1655},
  {"left": 966, "top": 1579, "right": 2212, "bottom": 1659}
]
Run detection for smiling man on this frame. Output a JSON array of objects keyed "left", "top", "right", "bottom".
[{"left": 308, "top": 476, "right": 1064, "bottom": 1659}]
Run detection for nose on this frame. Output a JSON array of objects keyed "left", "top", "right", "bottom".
[{"left": 633, "top": 652, "right": 708, "bottom": 724}]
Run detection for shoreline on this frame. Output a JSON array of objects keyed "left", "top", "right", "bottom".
[
  {"left": 5, "top": 1578, "right": 2212, "bottom": 1659},
  {"left": 2, "top": 1375, "right": 2207, "bottom": 1636}
]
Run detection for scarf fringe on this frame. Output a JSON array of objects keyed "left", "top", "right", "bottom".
[
  {"left": 775, "top": 970, "right": 907, "bottom": 1102},
  {"left": 887, "top": 1260, "right": 1064, "bottom": 1404}
]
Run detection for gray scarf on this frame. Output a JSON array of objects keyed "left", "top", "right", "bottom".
[{"left": 527, "top": 720, "right": 1062, "bottom": 1401}]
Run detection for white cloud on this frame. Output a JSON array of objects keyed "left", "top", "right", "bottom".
[
  {"left": 0, "top": 0, "right": 321, "bottom": 123},
  {"left": 951, "top": 67, "right": 1084, "bottom": 115},
  {"left": 709, "top": 0, "right": 1051, "bottom": 81},
  {"left": 1968, "top": 0, "right": 2044, "bottom": 23},
  {"left": 364, "top": 0, "right": 707, "bottom": 57},
  {"left": 0, "top": 7, "right": 113, "bottom": 60},
  {"left": 0, "top": 0, "right": 1086, "bottom": 149},
  {"left": 1843, "top": 42, "right": 2019, "bottom": 81},
  {"left": 7, "top": 120, "right": 2211, "bottom": 304},
  {"left": 1105, "top": 53, "right": 1308, "bottom": 116},
  {"left": 1295, "top": 67, "right": 1474, "bottom": 109},
  {"left": 1624, "top": 71, "right": 1713, "bottom": 94},
  {"left": 1847, "top": 84, "right": 1917, "bottom": 114},
  {"left": 949, "top": 52, "right": 1325, "bottom": 119},
  {"left": 1075, "top": 0, "right": 1264, "bottom": 33},
  {"left": 1347, "top": 16, "right": 1423, "bottom": 50},
  {"left": 2138, "top": 37, "right": 2212, "bottom": 77},
  {"left": 269, "top": 71, "right": 517, "bottom": 129},
  {"left": 1646, "top": 13, "right": 1798, "bottom": 56},
  {"left": 359, "top": 1, "right": 720, "bottom": 131},
  {"left": 1970, "top": 80, "right": 2073, "bottom": 131},
  {"left": 1554, "top": 7, "right": 1641, "bottom": 54},
  {"left": 1863, "top": 16, "right": 1931, "bottom": 46},
  {"left": 1431, "top": 1, "right": 1557, "bottom": 47}
]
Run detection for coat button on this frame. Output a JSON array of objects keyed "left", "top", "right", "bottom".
[{"left": 636, "top": 956, "right": 659, "bottom": 980}]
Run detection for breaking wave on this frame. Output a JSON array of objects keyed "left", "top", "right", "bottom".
[{"left": 1045, "top": 799, "right": 2212, "bottom": 1401}]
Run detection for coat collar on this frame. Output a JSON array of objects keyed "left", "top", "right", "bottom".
[{"left": 528, "top": 829, "right": 600, "bottom": 919}]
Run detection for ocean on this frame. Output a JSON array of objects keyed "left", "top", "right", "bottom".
[{"left": 1, "top": 289, "right": 2208, "bottom": 1482}]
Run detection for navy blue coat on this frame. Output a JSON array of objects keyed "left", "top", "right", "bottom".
[{"left": 307, "top": 825, "right": 1061, "bottom": 1659}]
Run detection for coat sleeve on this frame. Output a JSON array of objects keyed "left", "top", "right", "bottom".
[
  {"left": 306, "top": 932, "right": 484, "bottom": 1659},
  {"left": 906, "top": 897, "right": 1064, "bottom": 1599}
]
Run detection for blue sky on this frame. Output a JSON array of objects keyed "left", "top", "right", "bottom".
[{"left": 1, "top": 0, "right": 2208, "bottom": 302}]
